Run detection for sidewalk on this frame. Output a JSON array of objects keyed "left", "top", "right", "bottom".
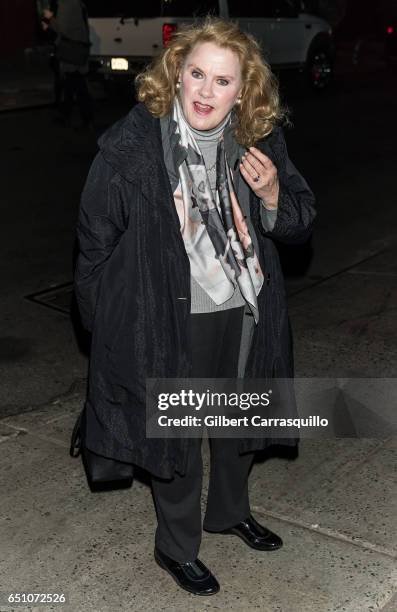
[
  {"left": 0, "top": 48, "right": 54, "bottom": 111},
  {"left": 1, "top": 383, "right": 396, "bottom": 611},
  {"left": 0, "top": 47, "right": 106, "bottom": 112}
]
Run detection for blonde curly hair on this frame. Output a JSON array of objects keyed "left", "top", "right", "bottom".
[{"left": 135, "top": 17, "right": 287, "bottom": 147}]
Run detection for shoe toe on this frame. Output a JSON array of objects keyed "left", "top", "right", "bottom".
[
  {"left": 179, "top": 561, "right": 219, "bottom": 594},
  {"left": 221, "top": 516, "right": 283, "bottom": 551},
  {"left": 200, "top": 575, "right": 220, "bottom": 595},
  {"left": 256, "top": 530, "right": 283, "bottom": 549},
  {"left": 154, "top": 548, "right": 220, "bottom": 595}
]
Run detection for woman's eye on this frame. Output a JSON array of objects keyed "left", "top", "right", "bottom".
[{"left": 190, "top": 71, "right": 228, "bottom": 85}]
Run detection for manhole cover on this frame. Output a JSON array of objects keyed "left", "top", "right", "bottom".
[{"left": 25, "top": 282, "right": 73, "bottom": 315}]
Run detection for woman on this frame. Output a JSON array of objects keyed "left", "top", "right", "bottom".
[{"left": 74, "top": 18, "right": 316, "bottom": 596}]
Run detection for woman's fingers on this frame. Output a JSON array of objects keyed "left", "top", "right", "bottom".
[
  {"left": 241, "top": 152, "right": 262, "bottom": 177},
  {"left": 241, "top": 162, "right": 258, "bottom": 182},
  {"left": 241, "top": 147, "right": 276, "bottom": 181},
  {"left": 238, "top": 147, "right": 279, "bottom": 206},
  {"left": 240, "top": 162, "right": 257, "bottom": 184},
  {"left": 248, "top": 147, "right": 275, "bottom": 170}
]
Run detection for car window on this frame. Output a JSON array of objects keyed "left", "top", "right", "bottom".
[
  {"left": 228, "top": 0, "right": 274, "bottom": 18},
  {"left": 84, "top": 0, "right": 218, "bottom": 18},
  {"left": 162, "top": 0, "right": 219, "bottom": 17},
  {"left": 273, "top": 0, "right": 299, "bottom": 18},
  {"left": 301, "top": 0, "right": 319, "bottom": 15},
  {"left": 85, "top": 1, "right": 164, "bottom": 18},
  {"left": 228, "top": 0, "right": 299, "bottom": 18}
]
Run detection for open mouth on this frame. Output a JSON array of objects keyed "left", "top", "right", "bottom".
[{"left": 193, "top": 102, "right": 214, "bottom": 115}]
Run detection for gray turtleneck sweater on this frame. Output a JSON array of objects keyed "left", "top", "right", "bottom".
[{"left": 189, "top": 119, "right": 277, "bottom": 314}]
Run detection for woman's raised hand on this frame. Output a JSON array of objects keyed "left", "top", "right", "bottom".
[{"left": 239, "top": 146, "right": 279, "bottom": 209}]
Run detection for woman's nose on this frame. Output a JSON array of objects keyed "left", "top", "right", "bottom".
[{"left": 198, "top": 79, "right": 214, "bottom": 98}]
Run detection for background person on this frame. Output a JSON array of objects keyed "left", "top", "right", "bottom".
[
  {"left": 39, "top": 0, "right": 63, "bottom": 109},
  {"left": 41, "top": 0, "right": 93, "bottom": 128},
  {"left": 74, "top": 17, "right": 316, "bottom": 596}
]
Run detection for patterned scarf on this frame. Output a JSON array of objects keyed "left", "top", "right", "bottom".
[{"left": 172, "top": 97, "right": 264, "bottom": 323}]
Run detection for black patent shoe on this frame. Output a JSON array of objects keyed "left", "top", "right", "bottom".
[
  {"left": 154, "top": 547, "right": 220, "bottom": 596},
  {"left": 215, "top": 514, "right": 283, "bottom": 551}
]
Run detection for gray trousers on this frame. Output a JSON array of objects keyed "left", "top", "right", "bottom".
[{"left": 151, "top": 307, "right": 255, "bottom": 562}]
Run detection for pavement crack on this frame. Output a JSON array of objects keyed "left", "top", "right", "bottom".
[
  {"left": 252, "top": 505, "right": 397, "bottom": 560},
  {"left": 0, "top": 377, "right": 87, "bottom": 419},
  {"left": 288, "top": 247, "right": 391, "bottom": 299}
]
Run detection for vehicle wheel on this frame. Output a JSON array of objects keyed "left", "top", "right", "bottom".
[{"left": 306, "top": 48, "right": 333, "bottom": 90}]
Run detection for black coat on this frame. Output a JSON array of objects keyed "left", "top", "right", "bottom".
[{"left": 74, "top": 103, "right": 316, "bottom": 478}]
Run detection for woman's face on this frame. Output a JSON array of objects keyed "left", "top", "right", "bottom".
[{"left": 178, "top": 41, "right": 243, "bottom": 131}]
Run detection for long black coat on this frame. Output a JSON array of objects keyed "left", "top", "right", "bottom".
[{"left": 74, "top": 103, "right": 316, "bottom": 479}]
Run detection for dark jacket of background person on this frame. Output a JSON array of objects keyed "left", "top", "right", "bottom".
[
  {"left": 49, "top": 0, "right": 89, "bottom": 73},
  {"left": 74, "top": 103, "right": 317, "bottom": 479}
]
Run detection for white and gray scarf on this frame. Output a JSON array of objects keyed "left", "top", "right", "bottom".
[{"left": 172, "top": 97, "right": 264, "bottom": 323}]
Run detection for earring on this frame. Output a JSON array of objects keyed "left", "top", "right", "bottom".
[
  {"left": 235, "top": 96, "right": 242, "bottom": 106},
  {"left": 176, "top": 82, "right": 181, "bottom": 90}
]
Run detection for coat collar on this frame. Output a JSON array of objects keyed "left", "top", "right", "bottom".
[
  {"left": 97, "top": 101, "right": 280, "bottom": 187},
  {"left": 97, "top": 102, "right": 249, "bottom": 184},
  {"left": 97, "top": 103, "right": 163, "bottom": 182}
]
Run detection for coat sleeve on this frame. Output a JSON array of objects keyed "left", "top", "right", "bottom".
[
  {"left": 257, "top": 126, "right": 317, "bottom": 245},
  {"left": 260, "top": 203, "right": 278, "bottom": 232},
  {"left": 74, "top": 152, "right": 128, "bottom": 332}
]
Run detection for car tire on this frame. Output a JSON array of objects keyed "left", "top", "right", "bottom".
[{"left": 306, "top": 46, "right": 334, "bottom": 90}]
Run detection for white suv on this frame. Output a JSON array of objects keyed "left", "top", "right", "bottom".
[{"left": 85, "top": 0, "right": 334, "bottom": 89}]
